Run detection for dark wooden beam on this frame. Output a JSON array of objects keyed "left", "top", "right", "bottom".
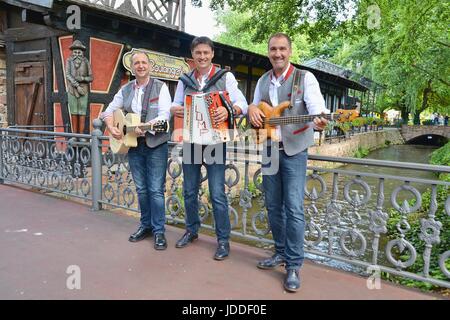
[
  {"left": 6, "top": 41, "right": 15, "bottom": 125},
  {"left": 4, "top": 25, "right": 67, "bottom": 42},
  {"left": 50, "top": 36, "right": 70, "bottom": 132}
]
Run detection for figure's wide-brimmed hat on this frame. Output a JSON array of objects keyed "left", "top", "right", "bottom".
[{"left": 69, "top": 40, "right": 86, "bottom": 51}]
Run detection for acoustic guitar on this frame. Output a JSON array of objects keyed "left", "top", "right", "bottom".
[
  {"left": 253, "top": 101, "right": 359, "bottom": 143},
  {"left": 110, "top": 109, "right": 170, "bottom": 154}
]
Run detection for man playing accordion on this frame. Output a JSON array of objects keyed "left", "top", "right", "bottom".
[{"left": 171, "top": 36, "right": 248, "bottom": 260}]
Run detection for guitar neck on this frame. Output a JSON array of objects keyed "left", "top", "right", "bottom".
[
  {"left": 267, "top": 113, "right": 335, "bottom": 126},
  {"left": 126, "top": 124, "right": 154, "bottom": 133}
]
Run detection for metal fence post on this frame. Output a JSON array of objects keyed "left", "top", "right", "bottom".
[{"left": 91, "top": 119, "right": 103, "bottom": 211}]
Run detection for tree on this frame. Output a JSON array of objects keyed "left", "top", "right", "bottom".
[
  {"left": 334, "top": 0, "right": 450, "bottom": 123},
  {"left": 200, "top": 0, "right": 449, "bottom": 123},
  {"left": 213, "top": 10, "right": 312, "bottom": 64},
  {"left": 192, "top": 0, "right": 358, "bottom": 42}
]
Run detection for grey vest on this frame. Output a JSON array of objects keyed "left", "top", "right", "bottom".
[
  {"left": 182, "top": 67, "right": 227, "bottom": 96},
  {"left": 121, "top": 78, "right": 169, "bottom": 148},
  {"left": 258, "top": 67, "right": 314, "bottom": 156}
]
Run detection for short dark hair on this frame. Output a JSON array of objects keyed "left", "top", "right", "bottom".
[
  {"left": 268, "top": 32, "right": 292, "bottom": 49},
  {"left": 191, "top": 36, "right": 214, "bottom": 52}
]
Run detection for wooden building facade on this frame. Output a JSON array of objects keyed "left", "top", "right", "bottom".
[{"left": 0, "top": 0, "right": 369, "bottom": 137}]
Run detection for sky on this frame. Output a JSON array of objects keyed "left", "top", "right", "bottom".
[{"left": 184, "top": 0, "right": 222, "bottom": 38}]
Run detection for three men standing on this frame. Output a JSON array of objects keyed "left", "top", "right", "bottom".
[{"left": 103, "top": 34, "right": 329, "bottom": 293}]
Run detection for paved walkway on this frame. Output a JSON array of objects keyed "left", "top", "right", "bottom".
[{"left": 0, "top": 184, "right": 443, "bottom": 300}]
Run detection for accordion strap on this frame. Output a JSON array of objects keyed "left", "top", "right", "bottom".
[{"left": 180, "top": 69, "right": 229, "bottom": 92}]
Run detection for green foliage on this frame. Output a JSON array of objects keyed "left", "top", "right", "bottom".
[
  {"left": 334, "top": 0, "right": 450, "bottom": 118},
  {"left": 336, "top": 121, "right": 352, "bottom": 132},
  {"left": 422, "top": 119, "right": 434, "bottom": 126},
  {"left": 247, "top": 180, "right": 262, "bottom": 198},
  {"left": 430, "top": 142, "right": 450, "bottom": 167},
  {"left": 204, "top": 0, "right": 356, "bottom": 43},
  {"left": 353, "top": 146, "right": 369, "bottom": 158},
  {"left": 213, "top": 10, "right": 312, "bottom": 63},
  {"left": 430, "top": 142, "right": 450, "bottom": 182},
  {"left": 351, "top": 117, "right": 367, "bottom": 127}
]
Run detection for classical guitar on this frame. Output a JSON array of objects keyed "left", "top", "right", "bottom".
[
  {"left": 253, "top": 101, "right": 359, "bottom": 143},
  {"left": 110, "top": 109, "right": 170, "bottom": 154}
]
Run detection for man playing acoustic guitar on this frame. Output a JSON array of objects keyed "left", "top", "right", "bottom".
[
  {"left": 248, "top": 33, "right": 329, "bottom": 292},
  {"left": 101, "top": 51, "right": 172, "bottom": 250}
]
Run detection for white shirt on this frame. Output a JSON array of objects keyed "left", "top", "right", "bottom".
[
  {"left": 252, "top": 63, "right": 329, "bottom": 140},
  {"left": 101, "top": 79, "right": 172, "bottom": 123},
  {"left": 172, "top": 66, "right": 248, "bottom": 115}
]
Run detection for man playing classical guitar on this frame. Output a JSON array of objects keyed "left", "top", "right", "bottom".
[
  {"left": 101, "top": 51, "right": 171, "bottom": 250},
  {"left": 248, "top": 33, "right": 329, "bottom": 292}
]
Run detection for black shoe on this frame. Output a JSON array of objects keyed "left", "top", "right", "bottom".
[
  {"left": 257, "top": 253, "right": 286, "bottom": 269},
  {"left": 214, "top": 241, "right": 230, "bottom": 260},
  {"left": 175, "top": 231, "right": 198, "bottom": 248},
  {"left": 128, "top": 227, "right": 152, "bottom": 242},
  {"left": 154, "top": 233, "right": 167, "bottom": 250},
  {"left": 283, "top": 269, "right": 300, "bottom": 292}
]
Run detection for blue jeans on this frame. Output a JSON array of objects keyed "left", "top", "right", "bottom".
[
  {"left": 182, "top": 143, "right": 230, "bottom": 242},
  {"left": 128, "top": 139, "right": 168, "bottom": 234},
  {"left": 262, "top": 146, "right": 307, "bottom": 270}
]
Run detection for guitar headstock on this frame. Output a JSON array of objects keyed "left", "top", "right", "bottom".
[
  {"left": 335, "top": 108, "right": 360, "bottom": 123},
  {"left": 151, "top": 120, "right": 170, "bottom": 133}
]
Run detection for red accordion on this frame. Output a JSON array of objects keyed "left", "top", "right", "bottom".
[{"left": 183, "top": 91, "right": 235, "bottom": 145}]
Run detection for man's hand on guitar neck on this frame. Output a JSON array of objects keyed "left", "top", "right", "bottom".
[
  {"left": 313, "top": 114, "right": 329, "bottom": 131},
  {"left": 248, "top": 104, "right": 265, "bottom": 128},
  {"left": 134, "top": 126, "right": 145, "bottom": 137}
]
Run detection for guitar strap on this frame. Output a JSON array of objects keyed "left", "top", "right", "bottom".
[
  {"left": 140, "top": 78, "right": 155, "bottom": 123},
  {"left": 290, "top": 68, "right": 304, "bottom": 108}
]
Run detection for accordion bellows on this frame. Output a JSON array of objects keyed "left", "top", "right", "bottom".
[{"left": 183, "top": 91, "right": 234, "bottom": 145}]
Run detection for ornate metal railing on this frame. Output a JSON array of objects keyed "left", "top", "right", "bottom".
[{"left": 1, "top": 122, "right": 449, "bottom": 289}]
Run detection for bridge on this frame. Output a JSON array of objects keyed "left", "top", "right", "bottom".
[
  {"left": 401, "top": 125, "right": 450, "bottom": 142},
  {"left": 0, "top": 184, "right": 443, "bottom": 300},
  {"left": 0, "top": 124, "right": 449, "bottom": 300}
]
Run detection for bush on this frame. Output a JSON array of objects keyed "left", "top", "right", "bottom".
[
  {"left": 352, "top": 117, "right": 367, "bottom": 127},
  {"left": 353, "top": 146, "right": 369, "bottom": 158}
]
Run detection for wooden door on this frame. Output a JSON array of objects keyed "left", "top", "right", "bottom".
[{"left": 14, "top": 62, "right": 47, "bottom": 126}]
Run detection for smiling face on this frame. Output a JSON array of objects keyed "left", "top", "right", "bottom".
[
  {"left": 191, "top": 43, "right": 214, "bottom": 74},
  {"left": 268, "top": 35, "right": 292, "bottom": 77},
  {"left": 131, "top": 52, "right": 150, "bottom": 80}
]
